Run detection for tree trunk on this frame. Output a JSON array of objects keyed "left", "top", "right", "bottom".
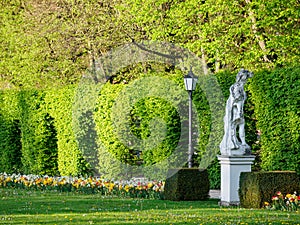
[
  {"left": 245, "top": 0, "right": 270, "bottom": 63},
  {"left": 201, "top": 47, "right": 209, "bottom": 75}
]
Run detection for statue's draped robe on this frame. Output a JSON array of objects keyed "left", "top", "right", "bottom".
[{"left": 220, "top": 82, "right": 247, "bottom": 155}]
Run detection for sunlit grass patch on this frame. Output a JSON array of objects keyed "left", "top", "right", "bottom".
[{"left": 1, "top": 189, "right": 299, "bottom": 224}]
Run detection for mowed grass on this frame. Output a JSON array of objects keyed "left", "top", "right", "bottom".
[{"left": 0, "top": 189, "right": 299, "bottom": 225}]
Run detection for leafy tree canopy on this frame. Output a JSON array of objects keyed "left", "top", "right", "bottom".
[{"left": 1, "top": 0, "right": 299, "bottom": 88}]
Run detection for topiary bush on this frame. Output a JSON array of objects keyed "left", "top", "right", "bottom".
[
  {"left": 93, "top": 68, "right": 187, "bottom": 180},
  {"left": 0, "top": 90, "right": 22, "bottom": 173},
  {"left": 239, "top": 171, "right": 300, "bottom": 208},
  {"left": 19, "top": 90, "right": 58, "bottom": 175},
  {"left": 164, "top": 168, "right": 210, "bottom": 201},
  {"left": 45, "top": 86, "right": 91, "bottom": 176},
  {"left": 247, "top": 66, "right": 300, "bottom": 174}
]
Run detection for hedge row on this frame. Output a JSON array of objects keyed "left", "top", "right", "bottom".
[
  {"left": 0, "top": 90, "right": 21, "bottom": 173},
  {"left": 0, "top": 66, "right": 299, "bottom": 187},
  {"left": 239, "top": 171, "right": 300, "bottom": 208},
  {"left": 0, "top": 87, "right": 90, "bottom": 176},
  {"left": 247, "top": 67, "right": 300, "bottom": 174}
]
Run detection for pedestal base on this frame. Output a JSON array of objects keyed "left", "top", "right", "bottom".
[{"left": 217, "top": 155, "right": 255, "bottom": 206}]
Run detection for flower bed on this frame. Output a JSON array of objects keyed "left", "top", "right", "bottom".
[
  {"left": 265, "top": 191, "right": 300, "bottom": 211},
  {"left": 0, "top": 173, "right": 164, "bottom": 199}
]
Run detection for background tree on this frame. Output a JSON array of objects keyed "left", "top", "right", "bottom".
[{"left": 119, "top": 0, "right": 300, "bottom": 72}]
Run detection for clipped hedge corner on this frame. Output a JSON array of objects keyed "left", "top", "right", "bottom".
[
  {"left": 239, "top": 171, "right": 300, "bottom": 208},
  {"left": 164, "top": 168, "right": 209, "bottom": 201}
]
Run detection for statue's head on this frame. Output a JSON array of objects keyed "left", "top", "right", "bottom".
[{"left": 236, "top": 68, "right": 253, "bottom": 83}]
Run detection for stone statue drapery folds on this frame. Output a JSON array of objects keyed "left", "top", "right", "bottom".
[{"left": 220, "top": 69, "right": 253, "bottom": 156}]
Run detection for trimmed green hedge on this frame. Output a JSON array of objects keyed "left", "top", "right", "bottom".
[
  {"left": 0, "top": 88, "right": 90, "bottom": 176},
  {"left": 164, "top": 168, "right": 210, "bottom": 201},
  {"left": 0, "top": 90, "right": 22, "bottom": 173},
  {"left": 93, "top": 69, "right": 186, "bottom": 180},
  {"left": 248, "top": 67, "right": 300, "bottom": 174},
  {"left": 19, "top": 90, "right": 58, "bottom": 175},
  {"left": 45, "top": 87, "right": 91, "bottom": 176},
  {"left": 2, "top": 66, "right": 237, "bottom": 180},
  {"left": 0, "top": 66, "right": 299, "bottom": 184},
  {"left": 239, "top": 171, "right": 300, "bottom": 208}
]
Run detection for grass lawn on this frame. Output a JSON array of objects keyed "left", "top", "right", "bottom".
[{"left": 0, "top": 189, "right": 299, "bottom": 225}]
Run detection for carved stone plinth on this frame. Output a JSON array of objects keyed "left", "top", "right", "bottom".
[{"left": 217, "top": 155, "right": 255, "bottom": 206}]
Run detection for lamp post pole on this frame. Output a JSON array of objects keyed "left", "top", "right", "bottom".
[
  {"left": 184, "top": 68, "right": 197, "bottom": 168},
  {"left": 188, "top": 90, "right": 193, "bottom": 168}
]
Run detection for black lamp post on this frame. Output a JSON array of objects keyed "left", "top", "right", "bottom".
[{"left": 184, "top": 68, "right": 198, "bottom": 168}]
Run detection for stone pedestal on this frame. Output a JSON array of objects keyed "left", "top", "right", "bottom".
[{"left": 217, "top": 155, "right": 255, "bottom": 206}]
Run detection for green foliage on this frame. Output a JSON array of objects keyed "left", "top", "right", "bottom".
[
  {"left": 120, "top": 0, "right": 300, "bottom": 72},
  {"left": 19, "top": 90, "right": 58, "bottom": 175},
  {"left": 206, "top": 160, "right": 221, "bottom": 190},
  {"left": 45, "top": 87, "right": 91, "bottom": 176},
  {"left": 127, "top": 97, "right": 181, "bottom": 165},
  {"left": 239, "top": 171, "right": 300, "bottom": 208},
  {"left": 1, "top": 0, "right": 300, "bottom": 89},
  {"left": 248, "top": 67, "right": 300, "bottom": 174},
  {"left": 0, "top": 89, "right": 58, "bottom": 175},
  {"left": 0, "top": 87, "right": 91, "bottom": 176},
  {"left": 93, "top": 68, "right": 186, "bottom": 180},
  {"left": 0, "top": 0, "right": 128, "bottom": 89},
  {"left": 93, "top": 82, "right": 130, "bottom": 178},
  {"left": 0, "top": 1, "right": 28, "bottom": 88},
  {"left": 253, "top": 0, "right": 300, "bottom": 67},
  {"left": 0, "top": 90, "right": 22, "bottom": 173},
  {"left": 164, "top": 168, "right": 210, "bottom": 201}
]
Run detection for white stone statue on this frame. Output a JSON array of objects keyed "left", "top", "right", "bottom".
[{"left": 220, "top": 69, "right": 253, "bottom": 156}]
